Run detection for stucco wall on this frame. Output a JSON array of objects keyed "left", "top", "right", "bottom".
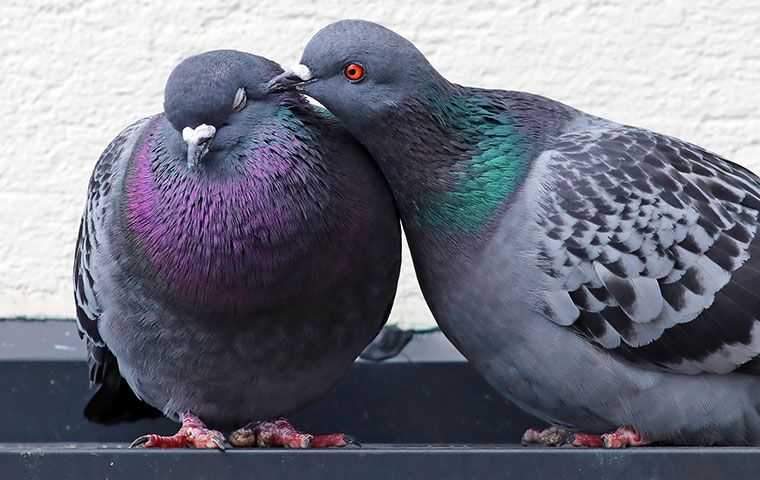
[{"left": 1, "top": 0, "right": 758, "bottom": 328}]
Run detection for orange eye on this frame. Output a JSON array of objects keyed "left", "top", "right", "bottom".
[{"left": 343, "top": 63, "right": 365, "bottom": 82}]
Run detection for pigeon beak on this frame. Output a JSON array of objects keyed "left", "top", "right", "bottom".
[
  {"left": 182, "top": 124, "right": 216, "bottom": 168},
  {"left": 267, "top": 64, "right": 316, "bottom": 93}
]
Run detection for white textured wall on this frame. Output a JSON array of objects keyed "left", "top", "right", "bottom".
[{"left": 1, "top": 0, "right": 758, "bottom": 328}]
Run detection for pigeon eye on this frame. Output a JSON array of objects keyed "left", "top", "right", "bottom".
[
  {"left": 343, "top": 63, "right": 365, "bottom": 82},
  {"left": 232, "top": 88, "right": 247, "bottom": 112}
]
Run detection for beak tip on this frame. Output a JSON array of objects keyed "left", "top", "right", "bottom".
[
  {"left": 267, "top": 74, "right": 300, "bottom": 93},
  {"left": 268, "top": 65, "right": 313, "bottom": 94},
  {"left": 266, "top": 78, "right": 286, "bottom": 93}
]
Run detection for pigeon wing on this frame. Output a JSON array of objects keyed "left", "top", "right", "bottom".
[
  {"left": 536, "top": 123, "right": 760, "bottom": 375},
  {"left": 74, "top": 118, "right": 148, "bottom": 383}
]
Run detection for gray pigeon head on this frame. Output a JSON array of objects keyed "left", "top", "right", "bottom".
[
  {"left": 165, "top": 50, "right": 284, "bottom": 167},
  {"left": 269, "top": 20, "right": 444, "bottom": 129}
]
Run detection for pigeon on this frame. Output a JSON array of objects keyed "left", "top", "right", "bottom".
[
  {"left": 74, "top": 49, "right": 401, "bottom": 449},
  {"left": 269, "top": 19, "right": 760, "bottom": 447}
]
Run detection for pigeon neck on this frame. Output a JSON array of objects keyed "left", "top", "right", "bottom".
[
  {"left": 122, "top": 112, "right": 334, "bottom": 310},
  {"left": 367, "top": 85, "right": 535, "bottom": 244}
]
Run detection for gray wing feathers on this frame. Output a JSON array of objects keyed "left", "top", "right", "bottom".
[
  {"left": 537, "top": 121, "right": 760, "bottom": 374},
  {"left": 74, "top": 118, "right": 148, "bottom": 354}
]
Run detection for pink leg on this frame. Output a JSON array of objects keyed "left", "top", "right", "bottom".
[
  {"left": 228, "top": 419, "right": 357, "bottom": 448},
  {"left": 130, "top": 411, "right": 226, "bottom": 450}
]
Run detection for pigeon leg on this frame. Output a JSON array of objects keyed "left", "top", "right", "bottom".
[
  {"left": 601, "top": 426, "right": 650, "bottom": 448},
  {"left": 130, "top": 411, "right": 226, "bottom": 449},
  {"left": 228, "top": 419, "right": 357, "bottom": 448}
]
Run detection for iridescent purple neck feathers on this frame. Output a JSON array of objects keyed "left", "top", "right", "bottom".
[{"left": 124, "top": 110, "right": 333, "bottom": 309}]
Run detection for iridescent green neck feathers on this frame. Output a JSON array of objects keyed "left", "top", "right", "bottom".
[{"left": 400, "top": 90, "right": 532, "bottom": 234}]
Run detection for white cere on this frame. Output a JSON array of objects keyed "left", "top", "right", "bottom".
[
  {"left": 182, "top": 124, "right": 216, "bottom": 145},
  {"left": 290, "top": 63, "right": 312, "bottom": 81}
]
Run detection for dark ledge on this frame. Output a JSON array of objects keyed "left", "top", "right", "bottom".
[
  {"left": 2, "top": 320, "right": 760, "bottom": 479},
  {"left": 6, "top": 445, "right": 760, "bottom": 480}
]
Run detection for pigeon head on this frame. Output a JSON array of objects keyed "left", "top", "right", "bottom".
[
  {"left": 268, "top": 20, "right": 446, "bottom": 129},
  {"left": 165, "top": 50, "right": 284, "bottom": 167}
]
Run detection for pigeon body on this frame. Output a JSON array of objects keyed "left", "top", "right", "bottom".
[
  {"left": 275, "top": 20, "right": 760, "bottom": 445},
  {"left": 74, "top": 50, "right": 401, "bottom": 430}
]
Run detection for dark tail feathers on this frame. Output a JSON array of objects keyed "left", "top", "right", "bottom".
[{"left": 84, "top": 369, "right": 162, "bottom": 425}]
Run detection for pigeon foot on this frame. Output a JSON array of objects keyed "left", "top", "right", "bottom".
[
  {"left": 310, "top": 432, "right": 357, "bottom": 448},
  {"left": 601, "top": 426, "right": 650, "bottom": 448},
  {"left": 522, "top": 426, "right": 602, "bottom": 447},
  {"left": 228, "top": 418, "right": 358, "bottom": 448},
  {"left": 129, "top": 411, "right": 226, "bottom": 449},
  {"left": 522, "top": 425, "right": 648, "bottom": 448}
]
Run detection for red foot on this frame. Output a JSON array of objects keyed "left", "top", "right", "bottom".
[
  {"left": 311, "top": 433, "right": 355, "bottom": 448},
  {"left": 228, "top": 419, "right": 357, "bottom": 449},
  {"left": 571, "top": 432, "right": 604, "bottom": 448},
  {"left": 130, "top": 411, "right": 226, "bottom": 450},
  {"left": 601, "top": 426, "right": 649, "bottom": 448}
]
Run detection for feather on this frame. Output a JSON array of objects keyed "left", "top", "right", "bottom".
[
  {"left": 594, "top": 263, "right": 663, "bottom": 324},
  {"left": 537, "top": 121, "right": 760, "bottom": 373}
]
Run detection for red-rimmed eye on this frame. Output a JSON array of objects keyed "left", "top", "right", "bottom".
[{"left": 343, "top": 63, "right": 365, "bottom": 82}]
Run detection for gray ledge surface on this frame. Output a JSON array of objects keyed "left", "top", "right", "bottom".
[{"left": 2, "top": 319, "right": 759, "bottom": 480}]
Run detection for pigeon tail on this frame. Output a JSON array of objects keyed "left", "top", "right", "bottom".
[{"left": 84, "top": 369, "right": 161, "bottom": 425}]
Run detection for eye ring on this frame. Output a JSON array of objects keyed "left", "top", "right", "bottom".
[
  {"left": 232, "top": 87, "right": 247, "bottom": 112},
  {"left": 343, "top": 63, "right": 365, "bottom": 82}
]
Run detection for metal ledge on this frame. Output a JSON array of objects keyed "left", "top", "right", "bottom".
[
  {"left": 5, "top": 445, "right": 760, "bottom": 480},
  {"left": 2, "top": 320, "right": 760, "bottom": 479}
]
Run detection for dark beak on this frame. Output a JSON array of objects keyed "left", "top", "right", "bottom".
[
  {"left": 267, "top": 65, "right": 316, "bottom": 93},
  {"left": 186, "top": 137, "right": 213, "bottom": 168}
]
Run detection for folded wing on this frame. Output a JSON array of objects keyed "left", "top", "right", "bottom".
[{"left": 537, "top": 123, "right": 760, "bottom": 374}]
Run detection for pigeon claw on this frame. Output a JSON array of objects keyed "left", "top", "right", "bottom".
[
  {"left": 129, "top": 411, "right": 226, "bottom": 450},
  {"left": 228, "top": 419, "right": 358, "bottom": 449},
  {"left": 311, "top": 433, "right": 360, "bottom": 449},
  {"left": 129, "top": 434, "right": 153, "bottom": 448}
]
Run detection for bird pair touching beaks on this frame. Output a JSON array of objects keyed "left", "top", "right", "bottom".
[{"left": 75, "top": 19, "right": 760, "bottom": 450}]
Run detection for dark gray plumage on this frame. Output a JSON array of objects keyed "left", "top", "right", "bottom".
[
  {"left": 272, "top": 19, "right": 760, "bottom": 446},
  {"left": 74, "top": 49, "right": 401, "bottom": 444}
]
